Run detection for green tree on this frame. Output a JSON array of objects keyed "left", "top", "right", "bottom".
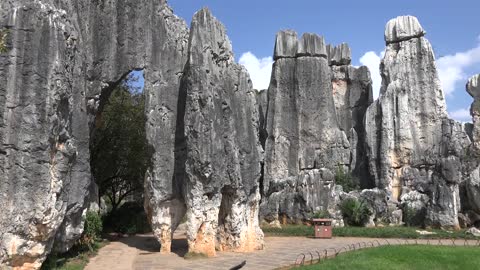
[{"left": 90, "top": 75, "right": 151, "bottom": 212}]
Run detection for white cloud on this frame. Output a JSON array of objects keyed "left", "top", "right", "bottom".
[
  {"left": 239, "top": 52, "right": 273, "bottom": 90},
  {"left": 359, "top": 51, "right": 383, "bottom": 99},
  {"left": 436, "top": 40, "right": 480, "bottom": 95},
  {"left": 449, "top": 108, "right": 471, "bottom": 122}
]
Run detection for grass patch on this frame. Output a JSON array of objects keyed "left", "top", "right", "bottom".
[
  {"left": 41, "top": 241, "right": 108, "bottom": 270},
  {"left": 296, "top": 245, "right": 480, "bottom": 270},
  {"left": 184, "top": 252, "right": 208, "bottom": 260},
  {"left": 262, "top": 225, "right": 480, "bottom": 239}
]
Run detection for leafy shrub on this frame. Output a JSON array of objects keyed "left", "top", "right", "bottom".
[
  {"left": 403, "top": 206, "right": 425, "bottom": 227},
  {"left": 310, "top": 210, "right": 331, "bottom": 219},
  {"left": 340, "top": 198, "right": 371, "bottom": 226},
  {"left": 78, "top": 211, "right": 103, "bottom": 250},
  {"left": 103, "top": 202, "right": 151, "bottom": 234},
  {"left": 335, "top": 166, "right": 359, "bottom": 192}
]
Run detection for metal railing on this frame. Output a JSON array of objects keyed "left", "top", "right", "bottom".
[{"left": 293, "top": 238, "right": 480, "bottom": 267}]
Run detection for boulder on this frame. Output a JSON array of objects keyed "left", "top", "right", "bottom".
[{"left": 466, "top": 227, "right": 480, "bottom": 237}]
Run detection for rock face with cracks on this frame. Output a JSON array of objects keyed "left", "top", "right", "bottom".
[
  {"left": 328, "top": 43, "right": 374, "bottom": 187},
  {"left": 261, "top": 31, "right": 351, "bottom": 222},
  {"left": 0, "top": 0, "right": 190, "bottom": 267},
  {"left": 1, "top": 3, "right": 479, "bottom": 268},
  {"left": 364, "top": 15, "right": 470, "bottom": 228},
  {"left": 0, "top": 0, "right": 264, "bottom": 268},
  {"left": 182, "top": 8, "right": 264, "bottom": 256}
]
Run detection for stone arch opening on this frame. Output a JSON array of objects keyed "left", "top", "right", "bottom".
[{"left": 89, "top": 69, "right": 154, "bottom": 233}]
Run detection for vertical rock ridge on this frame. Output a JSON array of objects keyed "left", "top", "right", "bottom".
[
  {"left": 261, "top": 30, "right": 350, "bottom": 223},
  {"left": 365, "top": 15, "right": 467, "bottom": 228},
  {"left": 182, "top": 7, "right": 264, "bottom": 256}
]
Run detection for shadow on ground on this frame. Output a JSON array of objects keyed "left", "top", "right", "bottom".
[{"left": 117, "top": 234, "right": 188, "bottom": 257}]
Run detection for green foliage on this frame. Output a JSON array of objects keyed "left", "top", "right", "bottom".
[
  {"left": 77, "top": 211, "right": 103, "bottom": 251},
  {"left": 41, "top": 241, "right": 106, "bottom": 270},
  {"left": 84, "top": 212, "right": 103, "bottom": 242},
  {"left": 0, "top": 29, "right": 8, "bottom": 53},
  {"left": 403, "top": 206, "right": 424, "bottom": 227},
  {"left": 262, "top": 224, "right": 480, "bottom": 239},
  {"left": 297, "top": 245, "right": 480, "bottom": 270},
  {"left": 103, "top": 202, "right": 151, "bottom": 234},
  {"left": 340, "top": 198, "right": 371, "bottom": 226},
  {"left": 335, "top": 166, "right": 359, "bottom": 192},
  {"left": 90, "top": 73, "right": 152, "bottom": 212},
  {"left": 310, "top": 210, "right": 331, "bottom": 219}
]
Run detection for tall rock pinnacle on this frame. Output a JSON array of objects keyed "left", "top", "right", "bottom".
[
  {"left": 182, "top": 8, "right": 264, "bottom": 256},
  {"left": 261, "top": 31, "right": 351, "bottom": 222},
  {"left": 365, "top": 15, "right": 469, "bottom": 228}
]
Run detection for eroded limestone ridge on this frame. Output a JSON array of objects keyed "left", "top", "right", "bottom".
[
  {"left": 0, "top": 0, "right": 264, "bottom": 268},
  {"left": 261, "top": 31, "right": 352, "bottom": 223},
  {"left": 182, "top": 8, "right": 264, "bottom": 256},
  {"left": 365, "top": 15, "right": 471, "bottom": 228},
  {"left": 327, "top": 43, "right": 374, "bottom": 186}
]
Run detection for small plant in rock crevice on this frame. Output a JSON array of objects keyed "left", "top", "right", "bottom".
[
  {"left": 0, "top": 29, "right": 8, "bottom": 53},
  {"left": 335, "top": 166, "right": 359, "bottom": 193}
]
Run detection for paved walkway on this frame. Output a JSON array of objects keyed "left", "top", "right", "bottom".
[{"left": 85, "top": 233, "right": 480, "bottom": 270}]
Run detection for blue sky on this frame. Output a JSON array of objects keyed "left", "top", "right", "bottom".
[{"left": 150, "top": 0, "right": 480, "bottom": 122}]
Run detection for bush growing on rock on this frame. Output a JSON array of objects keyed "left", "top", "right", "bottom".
[
  {"left": 0, "top": 29, "right": 8, "bottom": 53},
  {"left": 79, "top": 211, "right": 103, "bottom": 250},
  {"left": 335, "top": 166, "right": 359, "bottom": 192},
  {"left": 340, "top": 198, "right": 371, "bottom": 226},
  {"left": 403, "top": 206, "right": 425, "bottom": 227},
  {"left": 310, "top": 210, "right": 331, "bottom": 219}
]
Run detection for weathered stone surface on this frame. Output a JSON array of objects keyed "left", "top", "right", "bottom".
[
  {"left": 385, "top": 15, "right": 425, "bottom": 44},
  {"left": 261, "top": 30, "right": 351, "bottom": 222},
  {"left": 273, "top": 30, "right": 297, "bottom": 60},
  {"left": 0, "top": 2, "right": 86, "bottom": 268},
  {"left": 466, "top": 227, "right": 480, "bottom": 237},
  {"left": 467, "top": 74, "right": 480, "bottom": 152},
  {"left": 327, "top": 43, "right": 352, "bottom": 66},
  {"left": 182, "top": 8, "right": 264, "bottom": 256},
  {"left": 0, "top": 0, "right": 190, "bottom": 267},
  {"left": 297, "top": 33, "right": 327, "bottom": 57},
  {"left": 330, "top": 64, "right": 373, "bottom": 187},
  {"left": 365, "top": 15, "right": 468, "bottom": 228}
]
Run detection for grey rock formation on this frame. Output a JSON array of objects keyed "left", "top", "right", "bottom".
[
  {"left": 0, "top": 2, "right": 87, "bottom": 268},
  {"left": 182, "top": 8, "right": 264, "bottom": 256},
  {"left": 365, "top": 15, "right": 469, "bottom": 228},
  {"left": 0, "top": 0, "right": 189, "bottom": 267},
  {"left": 467, "top": 74, "right": 480, "bottom": 151},
  {"left": 261, "top": 31, "right": 351, "bottom": 222},
  {"left": 384, "top": 16, "right": 426, "bottom": 44},
  {"left": 327, "top": 43, "right": 352, "bottom": 66},
  {"left": 328, "top": 43, "right": 374, "bottom": 186},
  {"left": 464, "top": 74, "right": 480, "bottom": 220}
]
